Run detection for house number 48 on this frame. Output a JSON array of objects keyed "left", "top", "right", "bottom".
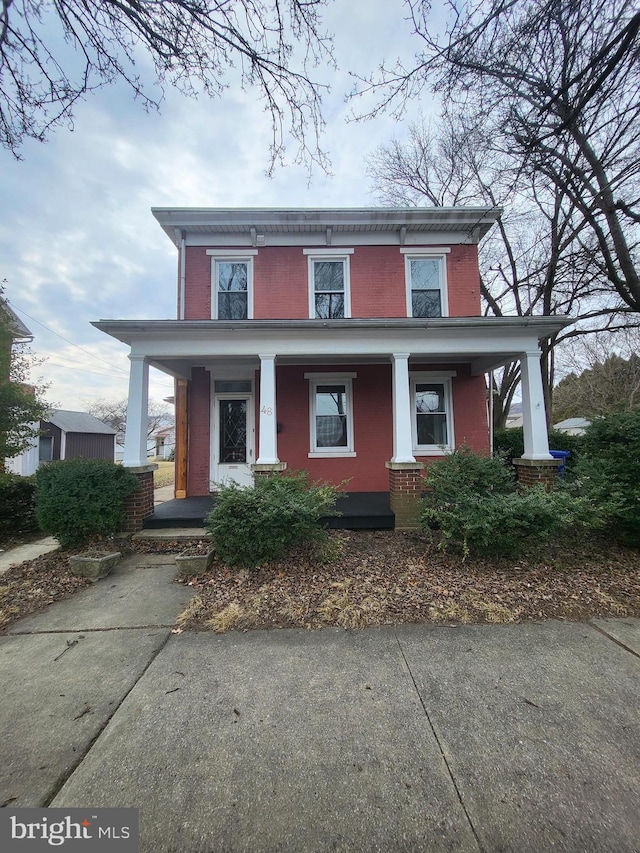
[{"left": 261, "top": 406, "right": 273, "bottom": 415}]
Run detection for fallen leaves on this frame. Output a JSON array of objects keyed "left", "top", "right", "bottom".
[
  {"left": 1, "top": 530, "right": 639, "bottom": 635},
  {"left": 0, "top": 551, "right": 92, "bottom": 631},
  {"left": 169, "top": 530, "right": 640, "bottom": 633}
]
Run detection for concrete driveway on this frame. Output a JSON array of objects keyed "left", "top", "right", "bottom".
[{"left": 0, "top": 552, "right": 638, "bottom": 852}]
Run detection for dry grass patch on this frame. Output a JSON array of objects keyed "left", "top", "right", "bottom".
[
  {"left": 317, "top": 578, "right": 387, "bottom": 629},
  {"left": 429, "top": 600, "right": 473, "bottom": 623},
  {"left": 206, "top": 601, "right": 244, "bottom": 633},
  {"left": 175, "top": 594, "right": 207, "bottom": 629}
]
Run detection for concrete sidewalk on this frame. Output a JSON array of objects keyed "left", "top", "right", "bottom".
[
  {"left": 0, "top": 536, "right": 59, "bottom": 574},
  {"left": 0, "top": 552, "right": 638, "bottom": 852}
]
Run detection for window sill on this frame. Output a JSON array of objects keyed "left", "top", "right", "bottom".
[
  {"left": 414, "top": 448, "right": 453, "bottom": 456},
  {"left": 308, "top": 451, "right": 357, "bottom": 459}
]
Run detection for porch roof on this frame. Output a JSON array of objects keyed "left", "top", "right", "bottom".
[{"left": 93, "top": 316, "right": 571, "bottom": 378}]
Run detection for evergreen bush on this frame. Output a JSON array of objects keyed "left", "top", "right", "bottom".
[
  {"left": 576, "top": 410, "right": 640, "bottom": 546},
  {"left": 421, "top": 448, "right": 596, "bottom": 557},
  {"left": 0, "top": 472, "right": 39, "bottom": 541},
  {"left": 206, "top": 471, "right": 339, "bottom": 567},
  {"left": 35, "top": 459, "right": 139, "bottom": 548}
]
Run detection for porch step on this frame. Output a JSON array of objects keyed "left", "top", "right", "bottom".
[{"left": 132, "top": 527, "right": 210, "bottom": 542}]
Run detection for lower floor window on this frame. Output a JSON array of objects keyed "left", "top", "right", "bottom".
[
  {"left": 411, "top": 376, "right": 454, "bottom": 452},
  {"left": 307, "top": 373, "right": 356, "bottom": 457},
  {"left": 316, "top": 384, "right": 348, "bottom": 447}
]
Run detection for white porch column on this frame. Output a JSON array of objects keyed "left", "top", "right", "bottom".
[
  {"left": 520, "top": 350, "right": 552, "bottom": 460},
  {"left": 123, "top": 355, "right": 150, "bottom": 467},
  {"left": 390, "top": 353, "right": 417, "bottom": 464},
  {"left": 256, "top": 354, "right": 279, "bottom": 464}
]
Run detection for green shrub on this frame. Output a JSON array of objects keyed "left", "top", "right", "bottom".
[
  {"left": 576, "top": 410, "right": 640, "bottom": 546},
  {"left": 424, "top": 446, "right": 515, "bottom": 506},
  {"left": 0, "top": 472, "right": 39, "bottom": 541},
  {"left": 494, "top": 426, "right": 584, "bottom": 472},
  {"left": 35, "top": 459, "right": 139, "bottom": 548},
  {"left": 493, "top": 427, "right": 524, "bottom": 461},
  {"left": 422, "top": 448, "right": 597, "bottom": 558},
  {"left": 206, "top": 471, "right": 339, "bottom": 567}
]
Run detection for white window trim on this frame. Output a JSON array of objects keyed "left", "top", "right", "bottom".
[
  {"left": 305, "top": 372, "right": 356, "bottom": 458},
  {"left": 410, "top": 371, "right": 456, "bottom": 454},
  {"left": 304, "top": 250, "right": 353, "bottom": 319},
  {"left": 209, "top": 252, "right": 256, "bottom": 320},
  {"left": 402, "top": 250, "right": 449, "bottom": 318}
]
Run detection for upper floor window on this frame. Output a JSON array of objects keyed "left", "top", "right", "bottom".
[
  {"left": 207, "top": 250, "right": 257, "bottom": 320},
  {"left": 401, "top": 249, "right": 450, "bottom": 318},
  {"left": 304, "top": 249, "right": 353, "bottom": 319},
  {"left": 411, "top": 372, "right": 455, "bottom": 453}
]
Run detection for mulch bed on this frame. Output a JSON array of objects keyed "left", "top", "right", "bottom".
[
  {"left": 1, "top": 531, "right": 639, "bottom": 634},
  {"left": 137, "top": 530, "right": 640, "bottom": 633}
]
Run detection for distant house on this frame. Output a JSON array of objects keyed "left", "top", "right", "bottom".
[
  {"left": 6, "top": 409, "right": 117, "bottom": 476},
  {"left": 152, "top": 425, "right": 175, "bottom": 460},
  {"left": 553, "top": 417, "right": 590, "bottom": 436},
  {"left": 505, "top": 401, "right": 523, "bottom": 429},
  {"left": 1, "top": 296, "right": 33, "bottom": 347}
]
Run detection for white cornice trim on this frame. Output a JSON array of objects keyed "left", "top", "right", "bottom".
[
  {"left": 206, "top": 249, "right": 259, "bottom": 256},
  {"left": 303, "top": 248, "right": 355, "bottom": 255},
  {"left": 304, "top": 371, "right": 358, "bottom": 380},
  {"left": 400, "top": 247, "right": 452, "bottom": 254}
]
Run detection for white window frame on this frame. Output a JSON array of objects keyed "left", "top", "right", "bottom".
[
  {"left": 207, "top": 249, "right": 258, "bottom": 320},
  {"left": 410, "top": 371, "right": 456, "bottom": 454},
  {"left": 401, "top": 248, "right": 450, "bottom": 318},
  {"left": 304, "top": 248, "right": 354, "bottom": 319},
  {"left": 305, "top": 371, "right": 357, "bottom": 458}
]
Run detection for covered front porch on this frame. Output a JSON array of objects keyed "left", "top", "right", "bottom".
[{"left": 94, "top": 316, "right": 570, "bottom": 530}]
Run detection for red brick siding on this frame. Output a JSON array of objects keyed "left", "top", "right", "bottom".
[
  {"left": 447, "top": 245, "right": 481, "bottom": 316},
  {"left": 187, "top": 367, "right": 211, "bottom": 495},
  {"left": 350, "top": 247, "right": 406, "bottom": 318},
  {"left": 183, "top": 244, "right": 483, "bottom": 320},
  {"left": 184, "top": 248, "right": 211, "bottom": 319},
  {"left": 272, "top": 363, "right": 393, "bottom": 492},
  {"left": 254, "top": 248, "right": 308, "bottom": 318},
  {"left": 121, "top": 470, "right": 155, "bottom": 533},
  {"left": 186, "top": 362, "right": 490, "bottom": 495}
]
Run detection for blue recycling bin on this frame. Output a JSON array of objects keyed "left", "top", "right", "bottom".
[{"left": 549, "top": 449, "right": 570, "bottom": 476}]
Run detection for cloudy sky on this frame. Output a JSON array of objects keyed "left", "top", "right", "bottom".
[{"left": 1, "top": 0, "right": 439, "bottom": 414}]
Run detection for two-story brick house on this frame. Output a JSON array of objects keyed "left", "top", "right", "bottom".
[{"left": 94, "top": 207, "right": 569, "bottom": 529}]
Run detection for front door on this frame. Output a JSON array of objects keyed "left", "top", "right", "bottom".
[{"left": 215, "top": 396, "right": 254, "bottom": 487}]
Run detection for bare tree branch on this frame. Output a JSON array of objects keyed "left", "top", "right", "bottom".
[
  {"left": 0, "top": 0, "right": 334, "bottom": 170},
  {"left": 356, "top": 0, "right": 640, "bottom": 313}
]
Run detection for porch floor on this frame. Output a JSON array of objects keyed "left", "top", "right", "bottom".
[{"left": 143, "top": 492, "right": 395, "bottom": 531}]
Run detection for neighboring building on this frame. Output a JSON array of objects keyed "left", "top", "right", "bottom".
[
  {"left": 1, "top": 296, "right": 33, "bottom": 347},
  {"left": 94, "top": 207, "right": 569, "bottom": 527},
  {"left": 553, "top": 417, "right": 590, "bottom": 436},
  {"left": 152, "top": 425, "right": 175, "bottom": 460},
  {"left": 7, "top": 409, "right": 117, "bottom": 476}
]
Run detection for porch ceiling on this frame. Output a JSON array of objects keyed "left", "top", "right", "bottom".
[{"left": 94, "top": 316, "right": 571, "bottom": 378}]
